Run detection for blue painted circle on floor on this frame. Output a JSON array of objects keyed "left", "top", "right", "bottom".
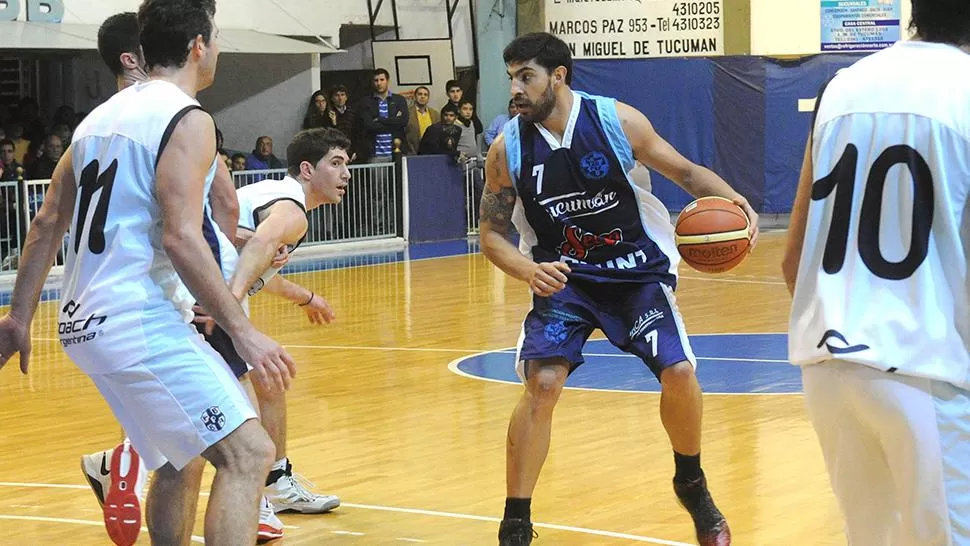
[{"left": 455, "top": 334, "right": 802, "bottom": 394}]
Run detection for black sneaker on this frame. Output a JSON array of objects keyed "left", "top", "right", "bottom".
[
  {"left": 498, "top": 518, "right": 538, "bottom": 545},
  {"left": 673, "top": 473, "right": 731, "bottom": 546}
]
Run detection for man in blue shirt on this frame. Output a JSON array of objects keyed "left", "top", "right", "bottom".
[{"left": 356, "top": 68, "right": 408, "bottom": 162}]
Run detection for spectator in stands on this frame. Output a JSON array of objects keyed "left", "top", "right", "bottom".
[
  {"left": 5, "top": 123, "right": 30, "bottom": 165},
  {"left": 485, "top": 99, "right": 517, "bottom": 149},
  {"left": 21, "top": 138, "right": 45, "bottom": 178},
  {"left": 303, "top": 90, "right": 335, "bottom": 130},
  {"left": 231, "top": 153, "right": 247, "bottom": 172},
  {"left": 357, "top": 68, "right": 408, "bottom": 163},
  {"left": 51, "top": 123, "right": 73, "bottom": 146},
  {"left": 53, "top": 105, "right": 76, "bottom": 130},
  {"left": 0, "top": 139, "right": 20, "bottom": 182},
  {"left": 245, "top": 136, "right": 284, "bottom": 170},
  {"left": 455, "top": 100, "right": 481, "bottom": 161},
  {"left": 27, "top": 134, "right": 63, "bottom": 180},
  {"left": 442, "top": 80, "right": 483, "bottom": 135},
  {"left": 418, "top": 104, "right": 462, "bottom": 158},
  {"left": 405, "top": 86, "right": 439, "bottom": 155},
  {"left": 17, "top": 97, "right": 46, "bottom": 144},
  {"left": 329, "top": 85, "right": 356, "bottom": 147}
]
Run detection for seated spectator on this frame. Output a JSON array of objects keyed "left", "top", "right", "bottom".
[
  {"left": 485, "top": 99, "right": 517, "bottom": 149},
  {"left": 51, "top": 123, "right": 73, "bottom": 146},
  {"left": 5, "top": 123, "right": 30, "bottom": 165},
  {"left": 418, "top": 105, "right": 462, "bottom": 158},
  {"left": 0, "top": 139, "right": 21, "bottom": 182},
  {"left": 245, "top": 136, "right": 284, "bottom": 170},
  {"left": 231, "top": 153, "right": 247, "bottom": 172},
  {"left": 405, "top": 86, "right": 439, "bottom": 155},
  {"left": 28, "top": 134, "right": 63, "bottom": 180}
]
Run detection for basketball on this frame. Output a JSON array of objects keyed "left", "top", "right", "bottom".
[{"left": 675, "top": 197, "right": 751, "bottom": 273}]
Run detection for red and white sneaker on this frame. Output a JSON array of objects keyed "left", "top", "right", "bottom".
[
  {"left": 257, "top": 495, "right": 285, "bottom": 543},
  {"left": 102, "top": 440, "right": 145, "bottom": 546}
]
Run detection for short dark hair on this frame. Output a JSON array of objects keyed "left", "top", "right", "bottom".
[
  {"left": 286, "top": 128, "right": 352, "bottom": 176},
  {"left": 910, "top": 0, "right": 970, "bottom": 45},
  {"left": 0, "top": 138, "right": 14, "bottom": 150},
  {"left": 330, "top": 84, "right": 348, "bottom": 95},
  {"left": 503, "top": 32, "right": 573, "bottom": 85},
  {"left": 458, "top": 99, "right": 474, "bottom": 109},
  {"left": 414, "top": 86, "right": 430, "bottom": 94},
  {"left": 374, "top": 68, "right": 390, "bottom": 79},
  {"left": 441, "top": 104, "right": 459, "bottom": 117},
  {"left": 445, "top": 79, "right": 461, "bottom": 92},
  {"left": 98, "top": 12, "right": 140, "bottom": 77},
  {"left": 138, "top": 0, "right": 216, "bottom": 71},
  {"left": 231, "top": 152, "right": 246, "bottom": 162}
]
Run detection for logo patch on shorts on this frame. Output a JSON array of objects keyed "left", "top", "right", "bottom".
[
  {"left": 544, "top": 321, "right": 568, "bottom": 344},
  {"left": 201, "top": 406, "right": 226, "bottom": 432}
]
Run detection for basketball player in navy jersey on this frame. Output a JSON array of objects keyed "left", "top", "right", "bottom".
[
  {"left": 784, "top": 1, "right": 970, "bottom": 542},
  {"left": 482, "top": 33, "right": 758, "bottom": 545}
]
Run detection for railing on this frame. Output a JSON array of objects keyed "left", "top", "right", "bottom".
[
  {"left": 0, "top": 161, "right": 403, "bottom": 275},
  {"left": 464, "top": 156, "right": 484, "bottom": 236},
  {"left": 232, "top": 163, "right": 400, "bottom": 244}
]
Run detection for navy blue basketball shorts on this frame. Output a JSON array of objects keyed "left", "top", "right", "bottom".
[
  {"left": 193, "top": 320, "right": 249, "bottom": 380},
  {"left": 515, "top": 280, "right": 697, "bottom": 382}
]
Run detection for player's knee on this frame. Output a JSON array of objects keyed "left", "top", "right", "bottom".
[
  {"left": 659, "top": 361, "right": 696, "bottom": 390},
  {"left": 525, "top": 362, "right": 568, "bottom": 405},
  {"left": 205, "top": 419, "right": 274, "bottom": 475}
]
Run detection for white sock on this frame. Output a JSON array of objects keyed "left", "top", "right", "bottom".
[{"left": 272, "top": 457, "right": 288, "bottom": 472}]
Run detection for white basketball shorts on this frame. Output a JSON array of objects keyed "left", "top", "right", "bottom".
[
  {"left": 70, "top": 316, "right": 257, "bottom": 471},
  {"left": 802, "top": 360, "right": 970, "bottom": 545}
]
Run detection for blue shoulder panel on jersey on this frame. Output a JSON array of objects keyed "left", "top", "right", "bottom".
[
  {"left": 581, "top": 92, "right": 636, "bottom": 173},
  {"left": 503, "top": 116, "right": 521, "bottom": 184}
]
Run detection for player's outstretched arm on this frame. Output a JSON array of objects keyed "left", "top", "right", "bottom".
[
  {"left": 157, "top": 109, "right": 294, "bottom": 391},
  {"left": 209, "top": 159, "right": 239, "bottom": 243},
  {"left": 262, "top": 276, "right": 335, "bottom": 325},
  {"left": 782, "top": 137, "right": 814, "bottom": 296},
  {"left": 0, "top": 148, "right": 78, "bottom": 373},
  {"left": 617, "top": 101, "right": 760, "bottom": 248},
  {"left": 479, "top": 134, "right": 569, "bottom": 296},
  {"left": 228, "top": 201, "right": 307, "bottom": 301}
]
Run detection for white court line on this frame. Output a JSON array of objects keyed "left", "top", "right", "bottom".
[
  {"left": 680, "top": 275, "right": 786, "bottom": 285},
  {"left": 0, "top": 483, "right": 690, "bottom": 545},
  {"left": 0, "top": 515, "right": 205, "bottom": 543},
  {"left": 284, "top": 344, "right": 486, "bottom": 353}
]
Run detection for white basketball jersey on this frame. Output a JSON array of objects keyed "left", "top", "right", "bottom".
[
  {"left": 59, "top": 80, "right": 224, "bottom": 367},
  {"left": 235, "top": 175, "right": 307, "bottom": 296},
  {"left": 789, "top": 41, "right": 970, "bottom": 389}
]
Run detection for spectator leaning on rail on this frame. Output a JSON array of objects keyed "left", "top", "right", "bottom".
[{"left": 245, "top": 136, "right": 285, "bottom": 170}]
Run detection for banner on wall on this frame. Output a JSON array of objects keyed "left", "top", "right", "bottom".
[
  {"left": 545, "top": 0, "right": 724, "bottom": 59},
  {"left": 821, "top": 0, "right": 900, "bottom": 52}
]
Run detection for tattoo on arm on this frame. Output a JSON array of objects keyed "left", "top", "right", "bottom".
[{"left": 480, "top": 186, "right": 517, "bottom": 235}]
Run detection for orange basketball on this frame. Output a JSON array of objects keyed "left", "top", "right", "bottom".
[{"left": 675, "top": 197, "right": 751, "bottom": 273}]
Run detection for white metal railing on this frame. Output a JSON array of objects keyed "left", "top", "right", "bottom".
[
  {"left": 231, "top": 163, "right": 400, "bottom": 244},
  {"left": 0, "top": 161, "right": 402, "bottom": 276},
  {"left": 464, "top": 156, "right": 484, "bottom": 236}
]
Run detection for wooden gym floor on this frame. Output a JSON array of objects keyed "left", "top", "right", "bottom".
[{"left": 0, "top": 231, "right": 844, "bottom": 545}]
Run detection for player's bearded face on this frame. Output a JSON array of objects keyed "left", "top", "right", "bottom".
[{"left": 509, "top": 63, "right": 556, "bottom": 123}]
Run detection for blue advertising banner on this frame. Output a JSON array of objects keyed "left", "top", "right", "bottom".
[{"left": 821, "top": 0, "right": 900, "bottom": 52}]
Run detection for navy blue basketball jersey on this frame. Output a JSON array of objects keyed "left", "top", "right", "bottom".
[{"left": 503, "top": 91, "right": 679, "bottom": 285}]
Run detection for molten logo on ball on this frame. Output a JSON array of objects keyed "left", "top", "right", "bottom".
[{"left": 685, "top": 244, "right": 739, "bottom": 261}]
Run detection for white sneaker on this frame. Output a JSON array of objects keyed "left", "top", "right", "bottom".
[
  {"left": 265, "top": 461, "right": 340, "bottom": 514},
  {"left": 80, "top": 448, "right": 113, "bottom": 507},
  {"left": 257, "top": 496, "right": 285, "bottom": 542}
]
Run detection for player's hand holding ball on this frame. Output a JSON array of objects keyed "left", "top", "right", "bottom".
[
  {"left": 675, "top": 196, "right": 758, "bottom": 273},
  {"left": 530, "top": 261, "right": 571, "bottom": 297}
]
